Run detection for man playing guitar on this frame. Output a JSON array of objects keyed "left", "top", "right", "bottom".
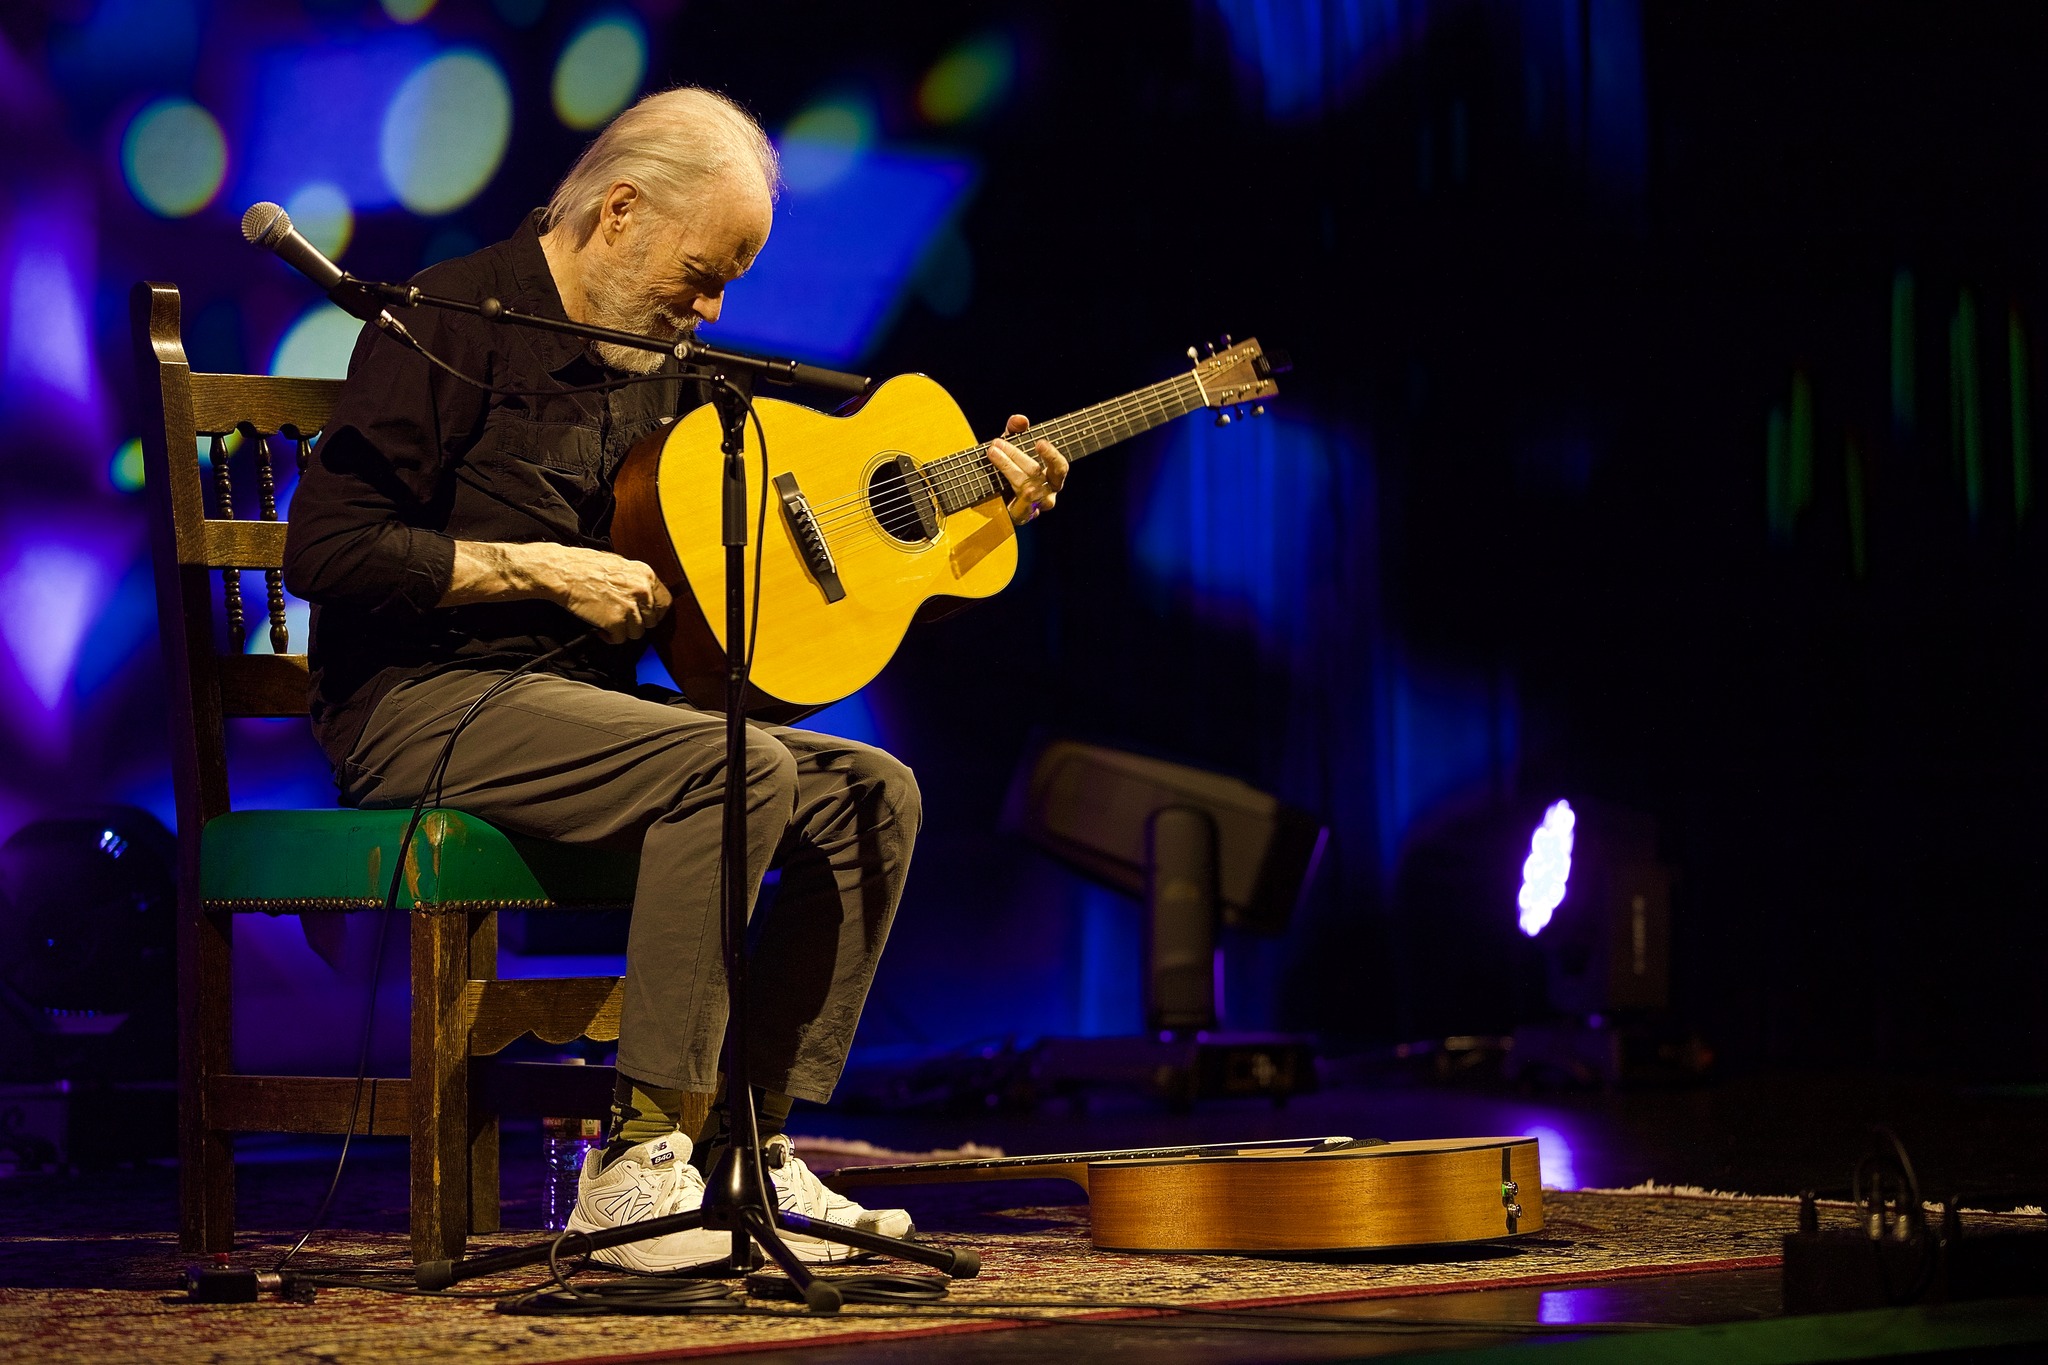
[{"left": 282, "top": 86, "right": 1069, "bottom": 1268}]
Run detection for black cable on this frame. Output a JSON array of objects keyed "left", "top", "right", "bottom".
[{"left": 272, "top": 632, "right": 597, "bottom": 1273}]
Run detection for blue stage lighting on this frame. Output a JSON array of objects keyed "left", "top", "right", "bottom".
[
  {"left": 1517, "top": 799, "right": 1575, "bottom": 936},
  {"left": 1205, "top": 0, "right": 1427, "bottom": 121},
  {"left": 709, "top": 148, "right": 976, "bottom": 365},
  {"left": 73, "top": 557, "right": 159, "bottom": 703},
  {"left": 235, "top": 31, "right": 438, "bottom": 212},
  {"left": 795, "top": 691, "right": 885, "bottom": 749},
  {"left": 0, "top": 537, "right": 117, "bottom": 721},
  {"left": 4, "top": 214, "right": 97, "bottom": 412},
  {"left": 1132, "top": 414, "right": 1338, "bottom": 641},
  {"left": 46, "top": 0, "right": 201, "bottom": 111}
]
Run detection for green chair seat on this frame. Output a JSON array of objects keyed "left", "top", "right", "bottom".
[{"left": 200, "top": 808, "right": 639, "bottom": 910}]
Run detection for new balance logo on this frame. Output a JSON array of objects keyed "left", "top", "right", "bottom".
[{"left": 597, "top": 1189, "right": 656, "bottom": 1224}]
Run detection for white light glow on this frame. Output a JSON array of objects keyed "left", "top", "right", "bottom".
[{"left": 1517, "top": 799, "right": 1575, "bottom": 936}]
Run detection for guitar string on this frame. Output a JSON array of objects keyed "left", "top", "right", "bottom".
[
  {"left": 800, "top": 374, "right": 1198, "bottom": 534},
  {"left": 806, "top": 368, "right": 1204, "bottom": 527},
  {"left": 798, "top": 374, "right": 1207, "bottom": 543},
  {"left": 800, "top": 381, "right": 1203, "bottom": 558},
  {"left": 797, "top": 384, "right": 1198, "bottom": 558},
  {"left": 800, "top": 370, "right": 1204, "bottom": 527}
]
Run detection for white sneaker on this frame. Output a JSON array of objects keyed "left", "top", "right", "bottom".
[
  {"left": 762, "top": 1133, "right": 916, "bottom": 1263},
  {"left": 563, "top": 1132, "right": 733, "bottom": 1272}
]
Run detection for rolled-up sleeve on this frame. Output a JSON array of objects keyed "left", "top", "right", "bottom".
[{"left": 284, "top": 306, "right": 488, "bottom": 613}]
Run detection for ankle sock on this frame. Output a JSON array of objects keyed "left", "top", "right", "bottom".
[
  {"left": 692, "top": 1079, "right": 793, "bottom": 1170},
  {"left": 602, "top": 1074, "right": 712, "bottom": 1168}
]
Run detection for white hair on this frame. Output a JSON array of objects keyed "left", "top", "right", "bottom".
[{"left": 543, "top": 87, "right": 781, "bottom": 245}]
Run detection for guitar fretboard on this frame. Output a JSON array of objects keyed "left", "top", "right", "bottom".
[
  {"left": 921, "top": 372, "right": 1208, "bottom": 516},
  {"left": 839, "top": 1135, "right": 1360, "bottom": 1177}
]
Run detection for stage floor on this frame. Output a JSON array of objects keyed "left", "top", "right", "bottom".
[{"left": 2, "top": 1069, "right": 2044, "bottom": 1362}]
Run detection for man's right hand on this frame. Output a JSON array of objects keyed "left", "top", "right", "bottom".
[{"left": 443, "top": 541, "right": 672, "bottom": 644}]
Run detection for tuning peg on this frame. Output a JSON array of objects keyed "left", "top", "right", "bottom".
[
  {"left": 1251, "top": 403, "right": 1265, "bottom": 417},
  {"left": 1221, "top": 333, "right": 1233, "bottom": 347},
  {"left": 1205, "top": 341, "right": 1216, "bottom": 356},
  {"left": 1215, "top": 411, "right": 1232, "bottom": 427},
  {"left": 1186, "top": 346, "right": 1199, "bottom": 362}
]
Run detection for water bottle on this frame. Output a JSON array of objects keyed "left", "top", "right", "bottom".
[{"left": 542, "top": 1116, "right": 604, "bottom": 1231}]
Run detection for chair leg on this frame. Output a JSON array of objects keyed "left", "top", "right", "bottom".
[
  {"left": 179, "top": 903, "right": 235, "bottom": 1253},
  {"left": 468, "top": 1109, "right": 501, "bottom": 1235},
  {"left": 467, "top": 911, "right": 500, "bottom": 1235},
  {"left": 411, "top": 911, "right": 470, "bottom": 1264}
]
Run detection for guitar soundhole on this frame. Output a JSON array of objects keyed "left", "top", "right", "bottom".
[{"left": 867, "top": 457, "right": 939, "bottom": 545}]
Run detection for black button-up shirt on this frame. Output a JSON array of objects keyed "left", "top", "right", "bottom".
[{"left": 283, "top": 211, "right": 704, "bottom": 772}]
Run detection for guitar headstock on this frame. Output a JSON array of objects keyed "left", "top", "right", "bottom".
[{"left": 1186, "top": 335, "right": 1285, "bottom": 425}]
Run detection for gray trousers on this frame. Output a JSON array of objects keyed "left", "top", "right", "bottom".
[{"left": 340, "top": 667, "right": 920, "bottom": 1103}]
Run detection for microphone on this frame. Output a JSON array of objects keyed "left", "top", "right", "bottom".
[{"left": 241, "top": 202, "right": 413, "bottom": 339}]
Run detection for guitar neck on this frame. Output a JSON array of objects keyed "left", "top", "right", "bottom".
[
  {"left": 825, "top": 1136, "right": 1358, "bottom": 1194},
  {"left": 925, "top": 371, "right": 1208, "bottom": 516}
]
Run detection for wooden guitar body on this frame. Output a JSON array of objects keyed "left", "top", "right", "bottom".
[
  {"left": 611, "top": 340, "right": 1283, "bottom": 717},
  {"left": 829, "top": 1135, "right": 1545, "bottom": 1254},
  {"left": 612, "top": 375, "right": 1017, "bottom": 716}
]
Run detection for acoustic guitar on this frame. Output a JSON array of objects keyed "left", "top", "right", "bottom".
[
  {"left": 611, "top": 339, "right": 1283, "bottom": 719},
  {"left": 826, "top": 1135, "right": 1545, "bottom": 1254}
]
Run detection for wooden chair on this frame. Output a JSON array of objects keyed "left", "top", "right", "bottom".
[{"left": 134, "top": 281, "right": 633, "bottom": 1262}]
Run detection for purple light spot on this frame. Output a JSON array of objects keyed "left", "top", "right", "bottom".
[
  {"left": 6, "top": 240, "right": 93, "bottom": 405},
  {"left": 0, "top": 543, "right": 112, "bottom": 710},
  {"left": 1522, "top": 1123, "right": 1578, "bottom": 1190},
  {"left": 1537, "top": 1287, "right": 1598, "bottom": 1324},
  {"left": 1518, "top": 799, "right": 1574, "bottom": 935}
]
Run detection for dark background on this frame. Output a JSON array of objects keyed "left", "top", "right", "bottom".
[{"left": 2, "top": 0, "right": 2044, "bottom": 1082}]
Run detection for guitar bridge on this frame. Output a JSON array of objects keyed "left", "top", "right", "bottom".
[{"left": 773, "top": 473, "right": 846, "bottom": 603}]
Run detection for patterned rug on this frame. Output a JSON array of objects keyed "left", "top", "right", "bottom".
[
  {"left": 12, "top": 1126, "right": 2046, "bottom": 1365},
  {"left": 0, "top": 1177, "right": 1882, "bottom": 1365}
]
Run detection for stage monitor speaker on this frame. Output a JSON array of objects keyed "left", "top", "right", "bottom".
[
  {"left": 1541, "top": 807, "right": 1671, "bottom": 1015},
  {"left": 1147, "top": 806, "right": 1218, "bottom": 1032},
  {"left": 1004, "top": 739, "right": 1327, "bottom": 935}
]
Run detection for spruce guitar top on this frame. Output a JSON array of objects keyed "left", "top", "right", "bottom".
[
  {"left": 827, "top": 1135, "right": 1546, "bottom": 1254},
  {"left": 611, "top": 339, "right": 1284, "bottom": 720}
]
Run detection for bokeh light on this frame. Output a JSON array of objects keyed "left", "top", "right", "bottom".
[
  {"left": 121, "top": 98, "right": 227, "bottom": 217},
  {"left": 380, "top": 50, "right": 512, "bottom": 215},
  {"left": 778, "top": 94, "right": 878, "bottom": 194},
  {"left": 708, "top": 149, "right": 974, "bottom": 364},
  {"left": 109, "top": 440, "right": 145, "bottom": 493},
  {"left": 1517, "top": 799, "right": 1576, "bottom": 937},
  {"left": 284, "top": 182, "right": 354, "bottom": 259},
  {"left": 271, "top": 303, "right": 363, "bottom": 379},
  {"left": 552, "top": 13, "right": 647, "bottom": 131},
  {"left": 0, "top": 542, "right": 112, "bottom": 713},
  {"left": 380, "top": 0, "right": 437, "bottom": 22},
  {"left": 918, "top": 32, "right": 1017, "bottom": 126}
]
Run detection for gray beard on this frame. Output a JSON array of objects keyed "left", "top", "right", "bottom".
[{"left": 583, "top": 249, "right": 695, "bottom": 374}]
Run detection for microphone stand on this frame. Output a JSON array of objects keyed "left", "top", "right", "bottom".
[{"left": 358, "top": 278, "right": 977, "bottom": 1311}]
